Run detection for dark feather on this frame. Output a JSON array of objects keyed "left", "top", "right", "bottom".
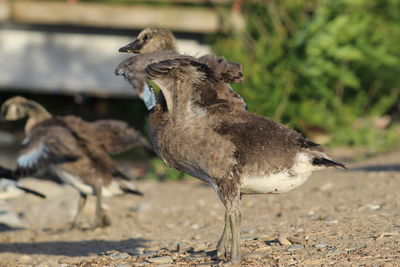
[
  {"left": 16, "top": 185, "right": 46, "bottom": 198},
  {"left": 312, "top": 157, "right": 346, "bottom": 169},
  {"left": 121, "top": 188, "right": 144, "bottom": 196}
]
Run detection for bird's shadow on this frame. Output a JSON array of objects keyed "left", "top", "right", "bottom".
[
  {"left": 0, "top": 238, "right": 148, "bottom": 257},
  {"left": 348, "top": 164, "right": 400, "bottom": 172}
]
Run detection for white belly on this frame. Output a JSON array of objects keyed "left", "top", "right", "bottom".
[
  {"left": 51, "top": 166, "right": 93, "bottom": 195},
  {"left": 241, "top": 152, "right": 320, "bottom": 194},
  {"left": 50, "top": 167, "right": 123, "bottom": 197},
  {"left": 241, "top": 171, "right": 312, "bottom": 194}
]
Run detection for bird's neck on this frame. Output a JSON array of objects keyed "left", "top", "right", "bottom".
[{"left": 25, "top": 104, "right": 52, "bottom": 133}]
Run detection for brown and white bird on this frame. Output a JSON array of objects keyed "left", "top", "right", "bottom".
[
  {"left": 0, "top": 96, "right": 149, "bottom": 228},
  {"left": 119, "top": 27, "right": 247, "bottom": 111},
  {"left": 115, "top": 51, "right": 345, "bottom": 264}
]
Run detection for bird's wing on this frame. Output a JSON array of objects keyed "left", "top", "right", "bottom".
[
  {"left": 197, "top": 55, "right": 244, "bottom": 83},
  {"left": 62, "top": 116, "right": 153, "bottom": 155},
  {"left": 16, "top": 126, "right": 81, "bottom": 176}
]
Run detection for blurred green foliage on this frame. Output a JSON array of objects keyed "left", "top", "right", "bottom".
[{"left": 212, "top": 0, "right": 400, "bottom": 149}]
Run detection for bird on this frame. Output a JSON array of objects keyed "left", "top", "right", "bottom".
[
  {"left": 119, "top": 27, "right": 247, "bottom": 111},
  {"left": 115, "top": 51, "right": 346, "bottom": 264},
  {"left": 0, "top": 96, "right": 149, "bottom": 229}
]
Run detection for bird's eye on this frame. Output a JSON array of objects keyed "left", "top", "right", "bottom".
[{"left": 143, "top": 35, "right": 149, "bottom": 41}]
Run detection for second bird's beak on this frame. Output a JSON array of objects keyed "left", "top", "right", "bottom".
[{"left": 119, "top": 40, "right": 140, "bottom": 53}]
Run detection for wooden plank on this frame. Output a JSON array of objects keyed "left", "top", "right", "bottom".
[
  {"left": 0, "top": 29, "right": 210, "bottom": 97},
  {"left": 0, "top": 0, "right": 10, "bottom": 23},
  {"left": 93, "top": 0, "right": 233, "bottom": 4},
  {"left": 11, "top": 1, "right": 222, "bottom": 33}
]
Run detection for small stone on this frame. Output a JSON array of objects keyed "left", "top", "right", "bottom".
[
  {"left": 127, "top": 247, "right": 145, "bottom": 255},
  {"left": 326, "top": 218, "right": 338, "bottom": 225},
  {"left": 287, "top": 236, "right": 304, "bottom": 244},
  {"left": 19, "top": 255, "right": 32, "bottom": 264},
  {"left": 287, "top": 244, "right": 304, "bottom": 251},
  {"left": 314, "top": 243, "right": 331, "bottom": 248},
  {"left": 243, "top": 228, "right": 256, "bottom": 234},
  {"left": 146, "top": 256, "right": 173, "bottom": 264},
  {"left": 104, "top": 250, "right": 119, "bottom": 255},
  {"left": 109, "top": 252, "right": 130, "bottom": 259},
  {"left": 191, "top": 223, "right": 200, "bottom": 229},
  {"left": 141, "top": 250, "right": 158, "bottom": 258},
  {"left": 255, "top": 246, "right": 270, "bottom": 252},
  {"left": 278, "top": 234, "right": 292, "bottom": 246},
  {"left": 136, "top": 262, "right": 150, "bottom": 266},
  {"left": 326, "top": 249, "right": 343, "bottom": 256},
  {"left": 368, "top": 204, "right": 380, "bottom": 210}
]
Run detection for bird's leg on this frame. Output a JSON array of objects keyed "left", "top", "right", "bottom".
[
  {"left": 93, "top": 180, "right": 111, "bottom": 228},
  {"left": 215, "top": 176, "right": 242, "bottom": 265},
  {"left": 70, "top": 192, "right": 87, "bottom": 229},
  {"left": 228, "top": 208, "right": 241, "bottom": 265},
  {"left": 216, "top": 209, "right": 231, "bottom": 259}
]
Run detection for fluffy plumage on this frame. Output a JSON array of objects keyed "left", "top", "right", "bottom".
[
  {"left": 116, "top": 51, "right": 345, "bottom": 264},
  {"left": 118, "top": 27, "right": 247, "bottom": 111},
  {"left": 1, "top": 96, "right": 146, "bottom": 228}
]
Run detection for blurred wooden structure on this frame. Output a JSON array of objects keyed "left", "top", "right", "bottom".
[
  {"left": 1, "top": 0, "right": 243, "bottom": 33},
  {"left": 0, "top": 0, "right": 243, "bottom": 97}
]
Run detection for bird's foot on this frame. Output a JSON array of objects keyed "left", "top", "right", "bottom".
[{"left": 93, "top": 213, "right": 111, "bottom": 228}]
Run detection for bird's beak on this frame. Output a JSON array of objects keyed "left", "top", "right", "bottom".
[
  {"left": 119, "top": 40, "right": 140, "bottom": 53},
  {"left": 115, "top": 67, "right": 124, "bottom": 76}
]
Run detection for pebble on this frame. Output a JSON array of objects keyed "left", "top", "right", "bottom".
[
  {"left": 255, "top": 246, "right": 270, "bottom": 252},
  {"left": 326, "top": 249, "right": 343, "bottom": 256},
  {"left": 127, "top": 247, "right": 145, "bottom": 255},
  {"left": 109, "top": 252, "right": 130, "bottom": 260},
  {"left": 326, "top": 219, "right": 339, "bottom": 225},
  {"left": 19, "top": 255, "right": 32, "bottom": 264},
  {"left": 243, "top": 228, "right": 256, "bottom": 234},
  {"left": 368, "top": 204, "right": 381, "bottom": 210},
  {"left": 191, "top": 223, "right": 200, "bottom": 229},
  {"left": 287, "top": 236, "right": 304, "bottom": 244},
  {"left": 314, "top": 243, "right": 331, "bottom": 248},
  {"left": 287, "top": 244, "right": 304, "bottom": 251},
  {"left": 146, "top": 256, "right": 173, "bottom": 264},
  {"left": 278, "top": 234, "right": 292, "bottom": 246}
]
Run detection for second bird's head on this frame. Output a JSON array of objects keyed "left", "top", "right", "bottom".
[{"left": 119, "top": 27, "right": 177, "bottom": 54}]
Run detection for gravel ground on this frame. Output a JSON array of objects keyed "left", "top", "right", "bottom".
[{"left": 0, "top": 149, "right": 399, "bottom": 266}]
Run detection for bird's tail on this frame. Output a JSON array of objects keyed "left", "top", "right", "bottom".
[
  {"left": 117, "top": 179, "right": 144, "bottom": 196},
  {"left": 16, "top": 185, "right": 46, "bottom": 198},
  {"left": 0, "top": 165, "right": 17, "bottom": 180},
  {"left": 312, "top": 157, "right": 346, "bottom": 169}
]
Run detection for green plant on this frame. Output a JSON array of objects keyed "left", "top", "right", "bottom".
[{"left": 212, "top": 0, "right": 400, "bottom": 148}]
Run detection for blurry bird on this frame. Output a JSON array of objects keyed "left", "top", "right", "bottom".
[
  {"left": 119, "top": 27, "right": 247, "bottom": 111},
  {"left": 0, "top": 96, "right": 148, "bottom": 228},
  {"left": 115, "top": 51, "right": 345, "bottom": 264}
]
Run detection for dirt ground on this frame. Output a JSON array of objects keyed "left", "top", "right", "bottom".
[{"left": 0, "top": 148, "right": 399, "bottom": 266}]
